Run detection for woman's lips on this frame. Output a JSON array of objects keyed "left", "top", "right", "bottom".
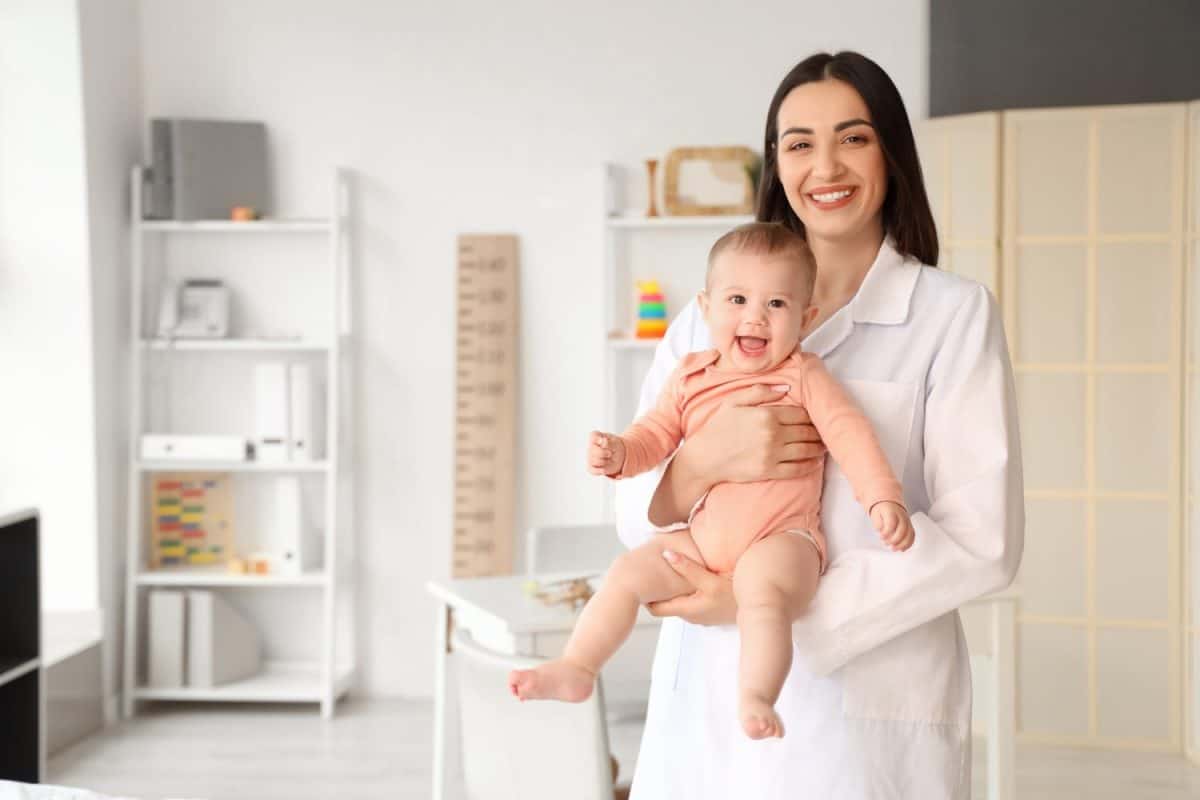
[{"left": 807, "top": 186, "right": 856, "bottom": 210}]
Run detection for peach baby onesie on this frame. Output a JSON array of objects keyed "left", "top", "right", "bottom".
[{"left": 616, "top": 349, "right": 904, "bottom": 575}]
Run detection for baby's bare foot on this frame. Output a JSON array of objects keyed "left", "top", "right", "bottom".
[
  {"left": 739, "top": 693, "right": 785, "bottom": 739},
  {"left": 507, "top": 659, "right": 595, "bottom": 703}
]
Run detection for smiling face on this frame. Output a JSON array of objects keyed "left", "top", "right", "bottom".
[
  {"left": 775, "top": 78, "right": 888, "bottom": 247},
  {"left": 698, "top": 248, "right": 817, "bottom": 373}
]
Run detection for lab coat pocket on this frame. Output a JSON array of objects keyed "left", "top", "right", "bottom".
[{"left": 840, "top": 613, "right": 970, "bottom": 724}]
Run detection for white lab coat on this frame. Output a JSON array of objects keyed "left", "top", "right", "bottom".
[{"left": 615, "top": 238, "right": 1024, "bottom": 799}]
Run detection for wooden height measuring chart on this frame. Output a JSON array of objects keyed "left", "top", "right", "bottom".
[{"left": 453, "top": 235, "right": 519, "bottom": 577}]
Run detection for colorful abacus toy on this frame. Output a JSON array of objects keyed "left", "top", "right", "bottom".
[{"left": 635, "top": 280, "right": 668, "bottom": 339}]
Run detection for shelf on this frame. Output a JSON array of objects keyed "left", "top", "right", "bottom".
[
  {"left": 608, "top": 337, "right": 660, "bottom": 351},
  {"left": 134, "top": 661, "right": 353, "bottom": 703},
  {"left": 136, "top": 567, "right": 327, "bottom": 588},
  {"left": 141, "top": 339, "right": 330, "bottom": 352},
  {"left": 138, "top": 219, "right": 332, "bottom": 234},
  {"left": 606, "top": 213, "right": 754, "bottom": 229},
  {"left": 0, "top": 657, "right": 39, "bottom": 690},
  {"left": 136, "top": 460, "right": 329, "bottom": 473}
]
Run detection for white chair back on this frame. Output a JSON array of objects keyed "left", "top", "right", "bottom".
[
  {"left": 525, "top": 523, "right": 626, "bottom": 574},
  {"left": 450, "top": 627, "right": 616, "bottom": 800}
]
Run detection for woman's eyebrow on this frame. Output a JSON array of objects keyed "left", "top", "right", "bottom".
[
  {"left": 834, "top": 118, "right": 874, "bottom": 132},
  {"left": 779, "top": 118, "right": 875, "bottom": 138}
]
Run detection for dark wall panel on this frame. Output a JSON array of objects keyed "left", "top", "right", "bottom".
[{"left": 930, "top": 0, "right": 1200, "bottom": 117}]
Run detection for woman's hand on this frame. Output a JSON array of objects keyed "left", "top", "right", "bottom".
[
  {"left": 684, "top": 383, "right": 826, "bottom": 484},
  {"left": 686, "top": 383, "right": 825, "bottom": 484},
  {"left": 648, "top": 383, "right": 826, "bottom": 527},
  {"left": 645, "top": 549, "right": 738, "bottom": 626}
]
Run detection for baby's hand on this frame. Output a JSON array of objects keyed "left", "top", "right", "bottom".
[
  {"left": 870, "top": 501, "right": 915, "bottom": 552},
  {"left": 587, "top": 431, "right": 626, "bottom": 476}
]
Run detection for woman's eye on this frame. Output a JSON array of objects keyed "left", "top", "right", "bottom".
[
  {"left": 729, "top": 295, "right": 746, "bottom": 305},
  {"left": 843, "top": 134, "right": 867, "bottom": 145},
  {"left": 787, "top": 141, "right": 811, "bottom": 151}
]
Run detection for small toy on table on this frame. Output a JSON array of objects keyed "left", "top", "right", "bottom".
[
  {"left": 635, "top": 280, "right": 667, "bottom": 339},
  {"left": 522, "top": 575, "right": 597, "bottom": 612}
]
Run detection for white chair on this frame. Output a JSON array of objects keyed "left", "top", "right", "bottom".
[
  {"left": 524, "top": 523, "right": 626, "bottom": 575},
  {"left": 525, "top": 525, "right": 657, "bottom": 723},
  {"left": 450, "top": 627, "right": 624, "bottom": 800}
]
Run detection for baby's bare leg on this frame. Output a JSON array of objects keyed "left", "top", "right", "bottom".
[
  {"left": 731, "top": 531, "right": 821, "bottom": 739},
  {"left": 509, "top": 529, "right": 704, "bottom": 702}
]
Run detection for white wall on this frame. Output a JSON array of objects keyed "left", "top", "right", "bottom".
[
  {"left": 135, "top": 0, "right": 929, "bottom": 697},
  {"left": 0, "top": 1, "right": 101, "bottom": 613},
  {"left": 77, "top": 0, "right": 142, "bottom": 716}
]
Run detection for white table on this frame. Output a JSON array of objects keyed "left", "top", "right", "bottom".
[{"left": 427, "top": 574, "right": 1017, "bottom": 800}]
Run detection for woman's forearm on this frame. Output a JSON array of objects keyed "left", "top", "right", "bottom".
[{"left": 648, "top": 439, "right": 713, "bottom": 527}]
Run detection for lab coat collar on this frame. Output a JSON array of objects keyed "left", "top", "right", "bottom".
[
  {"left": 802, "top": 237, "right": 920, "bottom": 358},
  {"left": 850, "top": 237, "right": 921, "bottom": 325}
]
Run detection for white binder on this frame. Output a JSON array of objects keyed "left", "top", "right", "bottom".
[
  {"left": 254, "top": 362, "right": 289, "bottom": 463},
  {"left": 261, "top": 476, "right": 320, "bottom": 576},
  {"left": 147, "top": 589, "right": 186, "bottom": 688},
  {"left": 289, "top": 362, "right": 314, "bottom": 462}
]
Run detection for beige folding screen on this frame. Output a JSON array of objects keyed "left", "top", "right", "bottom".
[
  {"left": 921, "top": 102, "right": 1191, "bottom": 754},
  {"left": 1188, "top": 100, "right": 1200, "bottom": 764},
  {"left": 918, "top": 112, "right": 1001, "bottom": 293},
  {"left": 1008, "top": 103, "right": 1186, "bottom": 751}
]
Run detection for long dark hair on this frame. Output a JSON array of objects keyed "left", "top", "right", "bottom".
[{"left": 756, "top": 51, "right": 939, "bottom": 267}]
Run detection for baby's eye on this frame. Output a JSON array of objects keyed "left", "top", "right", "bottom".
[
  {"left": 729, "top": 294, "right": 746, "bottom": 305},
  {"left": 768, "top": 299, "right": 787, "bottom": 309}
]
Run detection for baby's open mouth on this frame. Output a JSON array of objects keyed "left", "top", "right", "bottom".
[{"left": 737, "top": 336, "right": 768, "bottom": 355}]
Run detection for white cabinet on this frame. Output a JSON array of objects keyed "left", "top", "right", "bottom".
[{"left": 121, "top": 167, "right": 355, "bottom": 718}]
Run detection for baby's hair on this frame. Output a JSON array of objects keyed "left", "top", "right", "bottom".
[{"left": 706, "top": 221, "right": 817, "bottom": 299}]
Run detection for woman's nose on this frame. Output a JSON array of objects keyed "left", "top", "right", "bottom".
[{"left": 812, "top": 148, "right": 842, "bottom": 181}]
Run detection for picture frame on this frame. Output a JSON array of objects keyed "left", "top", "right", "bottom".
[{"left": 662, "top": 146, "right": 759, "bottom": 216}]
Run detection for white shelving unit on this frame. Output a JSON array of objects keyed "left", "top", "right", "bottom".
[
  {"left": 121, "top": 166, "right": 355, "bottom": 718},
  {"left": 600, "top": 163, "right": 751, "bottom": 517}
]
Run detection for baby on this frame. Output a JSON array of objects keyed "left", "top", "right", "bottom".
[{"left": 508, "top": 222, "right": 914, "bottom": 739}]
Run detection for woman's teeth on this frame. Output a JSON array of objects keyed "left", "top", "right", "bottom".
[{"left": 811, "top": 189, "right": 852, "bottom": 202}]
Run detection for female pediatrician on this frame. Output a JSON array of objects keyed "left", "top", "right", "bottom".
[{"left": 615, "top": 51, "right": 1024, "bottom": 799}]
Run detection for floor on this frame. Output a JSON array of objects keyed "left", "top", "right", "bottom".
[{"left": 48, "top": 700, "right": 1200, "bottom": 800}]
